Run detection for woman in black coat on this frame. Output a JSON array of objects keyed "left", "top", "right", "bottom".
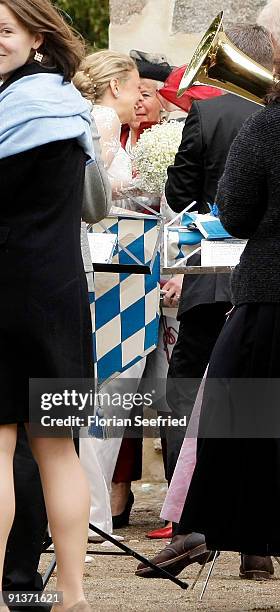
[
  {"left": 0, "top": 1, "right": 98, "bottom": 609},
  {"left": 177, "top": 61, "right": 280, "bottom": 560}
]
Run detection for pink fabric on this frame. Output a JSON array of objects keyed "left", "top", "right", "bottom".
[
  {"left": 160, "top": 369, "right": 207, "bottom": 523},
  {"left": 161, "top": 437, "right": 197, "bottom": 523}
]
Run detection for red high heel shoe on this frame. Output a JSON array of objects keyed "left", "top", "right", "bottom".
[{"left": 145, "top": 524, "right": 172, "bottom": 539}]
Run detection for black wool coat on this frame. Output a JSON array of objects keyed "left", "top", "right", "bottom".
[{"left": 0, "top": 65, "right": 93, "bottom": 423}]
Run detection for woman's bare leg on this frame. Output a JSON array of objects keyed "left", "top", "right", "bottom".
[
  {"left": 111, "top": 481, "right": 131, "bottom": 515},
  {"left": 28, "top": 435, "right": 90, "bottom": 611},
  {"left": 0, "top": 424, "right": 17, "bottom": 596}
]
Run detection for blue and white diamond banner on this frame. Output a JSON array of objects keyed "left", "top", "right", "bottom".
[{"left": 89, "top": 213, "right": 161, "bottom": 385}]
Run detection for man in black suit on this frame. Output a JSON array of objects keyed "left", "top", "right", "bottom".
[{"left": 136, "top": 24, "right": 275, "bottom": 580}]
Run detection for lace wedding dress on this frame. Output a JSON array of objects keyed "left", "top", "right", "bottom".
[
  {"left": 91, "top": 104, "right": 161, "bottom": 213},
  {"left": 91, "top": 105, "right": 132, "bottom": 198},
  {"left": 81, "top": 105, "right": 147, "bottom": 537}
]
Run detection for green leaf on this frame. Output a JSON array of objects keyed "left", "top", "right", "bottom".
[{"left": 55, "top": 0, "right": 109, "bottom": 49}]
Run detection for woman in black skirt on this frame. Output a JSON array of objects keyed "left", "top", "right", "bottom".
[
  {"left": 177, "top": 59, "right": 280, "bottom": 557},
  {"left": 0, "top": 1, "right": 96, "bottom": 609}
]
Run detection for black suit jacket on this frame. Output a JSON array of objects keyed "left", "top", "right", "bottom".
[{"left": 165, "top": 94, "right": 258, "bottom": 316}]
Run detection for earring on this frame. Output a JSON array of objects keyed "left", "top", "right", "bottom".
[
  {"left": 34, "top": 50, "right": 43, "bottom": 63},
  {"left": 115, "top": 91, "right": 120, "bottom": 98}
]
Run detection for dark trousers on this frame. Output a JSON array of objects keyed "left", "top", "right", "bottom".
[
  {"left": 113, "top": 436, "right": 143, "bottom": 483},
  {"left": 3, "top": 427, "right": 47, "bottom": 594},
  {"left": 166, "top": 302, "right": 231, "bottom": 486}
]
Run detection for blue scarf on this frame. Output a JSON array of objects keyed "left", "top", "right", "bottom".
[{"left": 0, "top": 72, "right": 95, "bottom": 161}]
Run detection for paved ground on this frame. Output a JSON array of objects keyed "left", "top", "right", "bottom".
[{"left": 40, "top": 482, "right": 280, "bottom": 611}]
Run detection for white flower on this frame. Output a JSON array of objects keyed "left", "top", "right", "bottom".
[{"left": 133, "top": 121, "right": 184, "bottom": 194}]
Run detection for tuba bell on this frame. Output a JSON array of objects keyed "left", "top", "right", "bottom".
[{"left": 178, "top": 11, "right": 275, "bottom": 106}]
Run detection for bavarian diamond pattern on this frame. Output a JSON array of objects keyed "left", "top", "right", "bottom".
[{"left": 89, "top": 214, "right": 161, "bottom": 384}]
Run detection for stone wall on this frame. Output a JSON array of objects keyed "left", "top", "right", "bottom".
[
  {"left": 172, "top": 0, "right": 266, "bottom": 33},
  {"left": 109, "top": 0, "right": 267, "bottom": 66}
]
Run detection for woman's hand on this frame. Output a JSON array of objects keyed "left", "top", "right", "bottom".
[{"left": 162, "top": 274, "right": 183, "bottom": 307}]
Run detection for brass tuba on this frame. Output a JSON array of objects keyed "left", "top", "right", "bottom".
[{"left": 178, "top": 11, "right": 275, "bottom": 106}]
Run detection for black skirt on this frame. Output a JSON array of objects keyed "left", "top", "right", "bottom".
[
  {"left": 0, "top": 273, "right": 93, "bottom": 424},
  {"left": 178, "top": 303, "right": 280, "bottom": 555}
]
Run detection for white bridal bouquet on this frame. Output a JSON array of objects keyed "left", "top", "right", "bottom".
[{"left": 133, "top": 121, "right": 184, "bottom": 195}]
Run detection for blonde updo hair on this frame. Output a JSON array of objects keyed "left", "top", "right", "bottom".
[{"left": 73, "top": 50, "right": 137, "bottom": 103}]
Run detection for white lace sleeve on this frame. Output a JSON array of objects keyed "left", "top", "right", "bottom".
[
  {"left": 91, "top": 105, "right": 137, "bottom": 200},
  {"left": 91, "top": 105, "right": 120, "bottom": 171}
]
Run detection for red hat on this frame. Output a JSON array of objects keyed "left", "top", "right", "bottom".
[{"left": 158, "top": 65, "right": 223, "bottom": 112}]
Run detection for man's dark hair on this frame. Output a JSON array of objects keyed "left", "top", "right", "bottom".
[
  {"left": 226, "top": 24, "right": 273, "bottom": 70},
  {"left": 265, "top": 53, "right": 280, "bottom": 105}
]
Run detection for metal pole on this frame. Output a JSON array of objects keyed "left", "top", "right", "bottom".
[
  {"left": 199, "top": 551, "right": 219, "bottom": 601},
  {"left": 88, "top": 522, "right": 189, "bottom": 589},
  {"left": 191, "top": 551, "right": 213, "bottom": 590},
  {"left": 42, "top": 556, "right": 56, "bottom": 589}
]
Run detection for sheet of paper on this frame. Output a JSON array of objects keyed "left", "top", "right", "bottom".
[
  {"left": 87, "top": 232, "right": 117, "bottom": 264},
  {"left": 201, "top": 239, "right": 247, "bottom": 267}
]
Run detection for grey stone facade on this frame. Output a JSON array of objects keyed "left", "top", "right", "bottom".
[
  {"left": 109, "top": 0, "right": 269, "bottom": 66},
  {"left": 109, "top": 0, "right": 147, "bottom": 25},
  {"left": 109, "top": 0, "right": 267, "bottom": 31},
  {"left": 172, "top": 0, "right": 267, "bottom": 33}
]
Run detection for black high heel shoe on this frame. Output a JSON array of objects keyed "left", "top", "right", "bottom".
[{"left": 112, "top": 490, "right": 134, "bottom": 529}]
